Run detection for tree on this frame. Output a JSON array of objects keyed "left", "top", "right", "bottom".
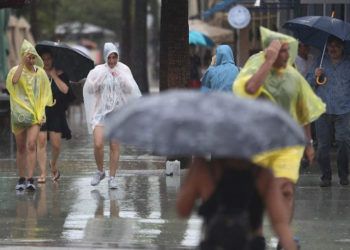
[
  {"left": 131, "top": 0, "right": 149, "bottom": 93},
  {"left": 15, "top": 0, "right": 122, "bottom": 41},
  {"left": 120, "top": 0, "right": 132, "bottom": 66},
  {"left": 159, "top": 0, "right": 189, "bottom": 90}
]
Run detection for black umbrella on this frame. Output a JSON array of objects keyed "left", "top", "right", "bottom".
[
  {"left": 283, "top": 14, "right": 350, "bottom": 84},
  {"left": 283, "top": 15, "right": 350, "bottom": 61},
  {"left": 105, "top": 90, "right": 306, "bottom": 159},
  {"left": 35, "top": 41, "right": 94, "bottom": 82}
]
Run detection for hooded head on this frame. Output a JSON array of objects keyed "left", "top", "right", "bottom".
[
  {"left": 215, "top": 45, "right": 235, "bottom": 66},
  {"left": 20, "top": 39, "right": 44, "bottom": 68},
  {"left": 103, "top": 42, "right": 119, "bottom": 68},
  {"left": 260, "top": 26, "right": 298, "bottom": 66}
]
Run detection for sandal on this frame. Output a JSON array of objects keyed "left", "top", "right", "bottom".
[
  {"left": 50, "top": 161, "right": 61, "bottom": 181},
  {"left": 52, "top": 170, "right": 60, "bottom": 181},
  {"left": 37, "top": 176, "right": 46, "bottom": 183}
]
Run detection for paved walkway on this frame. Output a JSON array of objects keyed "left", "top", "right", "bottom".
[{"left": 0, "top": 105, "right": 349, "bottom": 249}]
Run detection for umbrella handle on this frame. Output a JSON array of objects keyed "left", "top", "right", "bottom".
[
  {"left": 316, "top": 39, "right": 328, "bottom": 85},
  {"left": 316, "top": 75, "right": 327, "bottom": 85},
  {"left": 317, "top": 10, "right": 334, "bottom": 83}
]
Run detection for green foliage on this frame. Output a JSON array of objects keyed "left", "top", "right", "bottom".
[{"left": 15, "top": 0, "right": 122, "bottom": 40}]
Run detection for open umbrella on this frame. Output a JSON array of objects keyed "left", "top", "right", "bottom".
[
  {"left": 35, "top": 41, "right": 94, "bottom": 82},
  {"left": 105, "top": 90, "right": 305, "bottom": 159},
  {"left": 189, "top": 19, "right": 234, "bottom": 44},
  {"left": 189, "top": 31, "right": 214, "bottom": 47},
  {"left": 283, "top": 15, "right": 350, "bottom": 50},
  {"left": 283, "top": 15, "right": 350, "bottom": 84}
]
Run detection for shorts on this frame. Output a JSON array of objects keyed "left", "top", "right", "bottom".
[{"left": 252, "top": 146, "right": 305, "bottom": 183}]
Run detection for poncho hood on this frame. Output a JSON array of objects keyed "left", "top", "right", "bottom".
[
  {"left": 103, "top": 42, "right": 119, "bottom": 63},
  {"left": 20, "top": 39, "right": 44, "bottom": 68},
  {"left": 215, "top": 45, "right": 235, "bottom": 66},
  {"left": 260, "top": 26, "right": 298, "bottom": 65}
]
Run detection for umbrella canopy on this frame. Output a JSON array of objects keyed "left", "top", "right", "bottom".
[
  {"left": 189, "top": 31, "right": 214, "bottom": 47},
  {"left": 283, "top": 15, "right": 350, "bottom": 52},
  {"left": 105, "top": 90, "right": 306, "bottom": 159},
  {"left": 35, "top": 40, "right": 94, "bottom": 82},
  {"left": 189, "top": 19, "right": 234, "bottom": 44}
]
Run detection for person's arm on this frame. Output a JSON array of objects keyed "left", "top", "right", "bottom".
[
  {"left": 258, "top": 169, "right": 297, "bottom": 250},
  {"left": 176, "top": 158, "right": 214, "bottom": 218},
  {"left": 50, "top": 69, "right": 68, "bottom": 94},
  {"left": 245, "top": 40, "right": 281, "bottom": 94},
  {"left": 303, "top": 123, "right": 315, "bottom": 164},
  {"left": 176, "top": 165, "right": 198, "bottom": 218},
  {"left": 12, "top": 56, "right": 26, "bottom": 84}
]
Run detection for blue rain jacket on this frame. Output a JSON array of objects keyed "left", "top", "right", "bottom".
[{"left": 201, "top": 45, "right": 239, "bottom": 92}]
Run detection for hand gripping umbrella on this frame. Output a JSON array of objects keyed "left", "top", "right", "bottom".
[
  {"left": 283, "top": 13, "right": 350, "bottom": 85},
  {"left": 36, "top": 41, "right": 95, "bottom": 82},
  {"left": 105, "top": 90, "right": 306, "bottom": 159}
]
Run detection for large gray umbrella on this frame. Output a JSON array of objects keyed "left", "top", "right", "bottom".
[{"left": 105, "top": 90, "right": 305, "bottom": 159}]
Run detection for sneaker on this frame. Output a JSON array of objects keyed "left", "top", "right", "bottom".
[
  {"left": 91, "top": 171, "right": 105, "bottom": 186},
  {"left": 320, "top": 179, "right": 331, "bottom": 187},
  {"left": 108, "top": 176, "right": 118, "bottom": 189},
  {"left": 340, "top": 178, "right": 349, "bottom": 186},
  {"left": 26, "top": 178, "right": 36, "bottom": 191},
  {"left": 15, "top": 177, "right": 26, "bottom": 191},
  {"left": 277, "top": 237, "right": 301, "bottom": 250}
]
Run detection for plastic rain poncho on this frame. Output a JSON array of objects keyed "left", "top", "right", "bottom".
[
  {"left": 233, "top": 26, "right": 325, "bottom": 126},
  {"left": 6, "top": 39, "right": 53, "bottom": 135},
  {"left": 201, "top": 45, "right": 239, "bottom": 92},
  {"left": 233, "top": 27, "right": 326, "bottom": 183},
  {"left": 83, "top": 43, "right": 142, "bottom": 134}
]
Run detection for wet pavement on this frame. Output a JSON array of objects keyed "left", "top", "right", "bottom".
[{"left": 0, "top": 104, "right": 350, "bottom": 249}]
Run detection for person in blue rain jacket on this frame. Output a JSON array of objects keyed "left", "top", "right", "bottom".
[{"left": 200, "top": 45, "right": 239, "bottom": 92}]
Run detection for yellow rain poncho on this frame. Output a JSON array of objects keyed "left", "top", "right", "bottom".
[
  {"left": 233, "top": 27, "right": 326, "bottom": 183},
  {"left": 6, "top": 39, "right": 54, "bottom": 134},
  {"left": 234, "top": 27, "right": 325, "bottom": 125}
]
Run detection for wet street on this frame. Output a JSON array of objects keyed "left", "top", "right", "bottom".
[{"left": 0, "top": 105, "right": 350, "bottom": 249}]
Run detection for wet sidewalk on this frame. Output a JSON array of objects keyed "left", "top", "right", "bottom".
[{"left": 0, "top": 105, "right": 350, "bottom": 249}]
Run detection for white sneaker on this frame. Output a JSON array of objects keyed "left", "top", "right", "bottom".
[
  {"left": 90, "top": 171, "right": 105, "bottom": 186},
  {"left": 108, "top": 176, "right": 118, "bottom": 189}
]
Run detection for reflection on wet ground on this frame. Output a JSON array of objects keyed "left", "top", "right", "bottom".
[{"left": 0, "top": 106, "right": 349, "bottom": 249}]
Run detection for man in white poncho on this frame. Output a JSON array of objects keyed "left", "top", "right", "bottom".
[{"left": 83, "top": 43, "right": 141, "bottom": 189}]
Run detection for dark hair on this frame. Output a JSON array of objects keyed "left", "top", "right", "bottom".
[
  {"left": 327, "top": 35, "right": 344, "bottom": 45},
  {"left": 38, "top": 48, "right": 53, "bottom": 57}
]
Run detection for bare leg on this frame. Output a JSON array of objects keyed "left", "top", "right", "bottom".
[
  {"left": 49, "top": 131, "right": 62, "bottom": 172},
  {"left": 275, "top": 177, "right": 295, "bottom": 223},
  {"left": 109, "top": 139, "right": 120, "bottom": 177},
  {"left": 93, "top": 126, "right": 104, "bottom": 172},
  {"left": 26, "top": 125, "right": 40, "bottom": 178},
  {"left": 37, "top": 131, "right": 47, "bottom": 179},
  {"left": 15, "top": 130, "right": 27, "bottom": 178}
]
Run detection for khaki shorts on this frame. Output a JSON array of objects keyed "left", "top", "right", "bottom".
[{"left": 252, "top": 146, "right": 305, "bottom": 183}]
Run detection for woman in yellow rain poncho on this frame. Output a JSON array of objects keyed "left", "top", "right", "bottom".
[
  {"left": 233, "top": 27, "right": 325, "bottom": 248},
  {"left": 6, "top": 39, "right": 53, "bottom": 192}
]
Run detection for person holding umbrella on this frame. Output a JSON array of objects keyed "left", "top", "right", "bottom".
[
  {"left": 104, "top": 90, "right": 307, "bottom": 250},
  {"left": 306, "top": 35, "right": 350, "bottom": 187},
  {"left": 83, "top": 42, "right": 141, "bottom": 189},
  {"left": 177, "top": 157, "right": 298, "bottom": 250},
  {"left": 36, "top": 49, "right": 75, "bottom": 183},
  {"left": 6, "top": 39, "right": 54, "bottom": 191},
  {"left": 233, "top": 27, "right": 325, "bottom": 248}
]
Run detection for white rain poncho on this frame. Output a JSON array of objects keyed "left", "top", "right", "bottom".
[{"left": 83, "top": 43, "right": 141, "bottom": 134}]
